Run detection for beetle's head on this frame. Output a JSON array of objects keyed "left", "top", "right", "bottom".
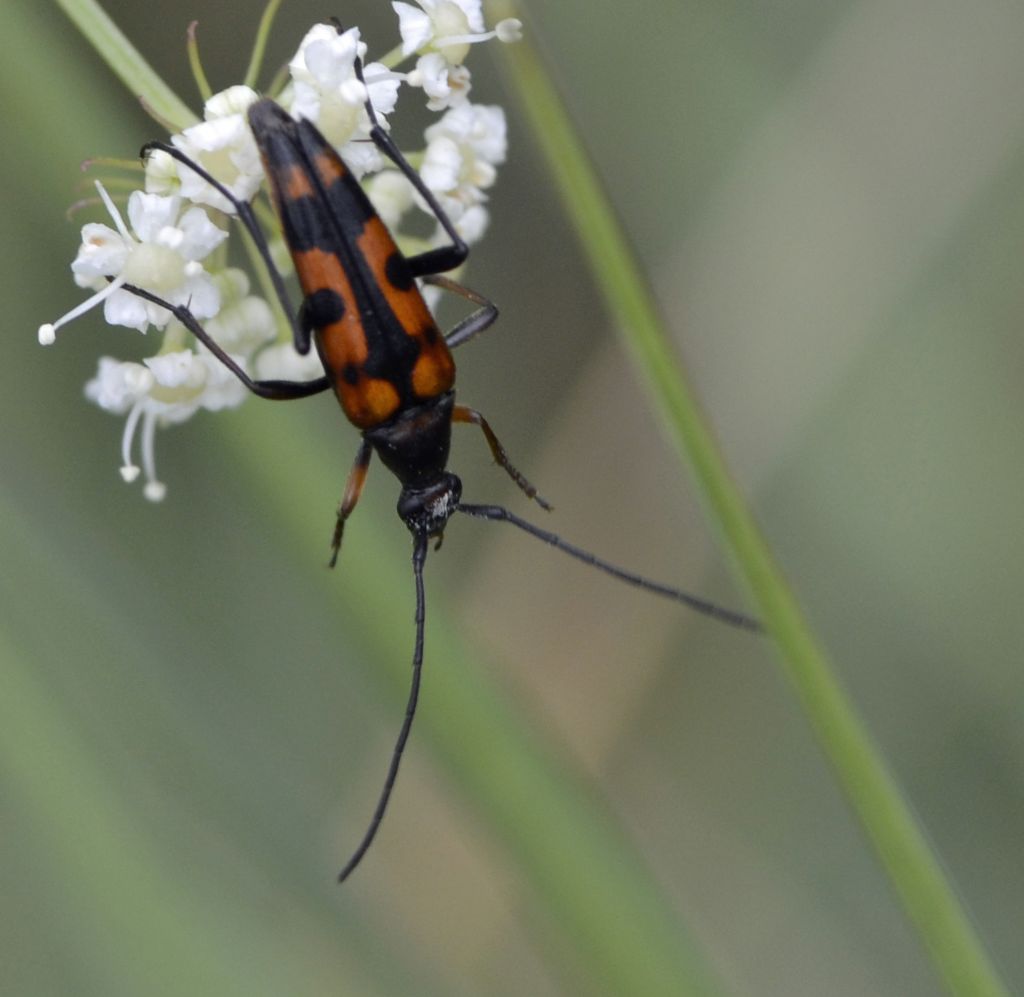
[{"left": 397, "top": 472, "right": 462, "bottom": 542}]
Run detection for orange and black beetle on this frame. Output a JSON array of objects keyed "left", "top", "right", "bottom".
[{"left": 125, "top": 47, "right": 759, "bottom": 882}]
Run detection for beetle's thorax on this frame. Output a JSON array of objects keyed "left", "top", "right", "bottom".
[{"left": 363, "top": 390, "right": 461, "bottom": 536}]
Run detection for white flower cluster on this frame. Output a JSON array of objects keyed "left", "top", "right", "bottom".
[{"left": 39, "top": 2, "right": 520, "bottom": 500}]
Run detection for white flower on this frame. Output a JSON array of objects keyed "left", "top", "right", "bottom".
[
  {"left": 85, "top": 356, "right": 154, "bottom": 413},
  {"left": 287, "top": 23, "right": 401, "bottom": 174},
  {"left": 365, "top": 170, "right": 416, "bottom": 229},
  {"left": 426, "top": 101, "right": 506, "bottom": 164},
  {"left": 393, "top": 0, "right": 520, "bottom": 66},
  {"left": 38, "top": 183, "right": 226, "bottom": 344},
  {"left": 143, "top": 148, "right": 180, "bottom": 196},
  {"left": 166, "top": 85, "right": 264, "bottom": 213},
  {"left": 254, "top": 341, "right": 325, "bottom": 382},
  {"left": 289, "top": 23, "right": 366, "bottom": 106},
  {"left": 419, "top": 103, "right": 506, "bottom": 218},
  {"left": 200, "top": 268, "right": 277, "bottom": 355},
  {"left": 42, "top": 12, "right": 516, "bottom": 503},
  {"left": 453, "top": 202, "right": 488, "bottom": 243},
  {"left": 85, "top": 349, "right": 248, "bottom": 500},
  {"left": 394, "top": 0, "right": 482, "bottom": 61},
  {"left": 408, "top": 53, "right": 471, "bottom": 110}
]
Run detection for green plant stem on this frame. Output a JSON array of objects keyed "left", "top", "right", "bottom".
[
  {"left": 186, "top": 21, "right": 213, "bottom": 103},
  {"left": 243, "top": 0, "right": 285, "bottom": 90},
  {"left": 498, "top": 25, "right": 1008, "bottom": 997},
  {"left": 55, "top": 0, "right": 196, "bottom": 131}
]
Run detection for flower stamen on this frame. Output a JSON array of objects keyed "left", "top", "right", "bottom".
[
  {"left": 140, "top": 410, "right": 167, "bottom": 501},
  {"left": 434, "top": 19, "right": 521, "bottom": 49},
  {"left": 38, "top": 275, "right": 128, "bottom": 345},
  {"left": 94, "top": 180, "right": 133, "bottom": 242},
  {"left": 120, "top": 400, "right": 145, "bottom": 482}
]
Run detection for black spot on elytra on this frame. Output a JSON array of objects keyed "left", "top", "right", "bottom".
[
  {"left": 385, "top": 252, "right": 414, "bottom": 291},
  {"left": 341, "top": 362, "right": 361, "bottom": 385},
  {"left": 422, "top": 325, "right": 438, "bottom": 344},
  {"left": 303, "top": 288, "right": 346, "bottom": 328}
]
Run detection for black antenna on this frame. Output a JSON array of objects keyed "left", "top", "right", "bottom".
[
  {"left": 338, "top": 532, "right": 430, "bottom": 882},
  {"left": 457, "top": 503, "right": 761, "bottom": 633}
]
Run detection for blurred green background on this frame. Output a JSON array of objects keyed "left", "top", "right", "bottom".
[{"left": 4, "top": 1, "right": 1024, "bottom": 994}]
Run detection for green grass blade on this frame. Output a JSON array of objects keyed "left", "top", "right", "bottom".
[
  {"left": 54, "top": 0, "right": 197, "bottom": 130},
  {"left": 498, "top": 22, "right": 1009, "bottom": 997}
]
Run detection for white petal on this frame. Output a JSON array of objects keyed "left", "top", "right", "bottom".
[
  {"left": 85, "top": 357, "right": 152, "bottom": 412},
  {"left": 175, "top": 206, "right": 227, "bottom": 260},
  {"left": 414, "top": 53, "right": 450, "bottom": 99},
  {"left": 393, "top": 2, "right": 433, "bottom": 55},
  {"left": 293, "top": 24, "right": 363, "bottom": 90},
  {"left": 455, "top": 203, "right": 488, "bottom": 243},
  {"left": 142, "top": 297, "right": 176, "bottom": 330},
  {"left": 288, "top": 81, "right": 322, "bottom": 124},
  {"left": 144, "top": 150, "right": 180, "bottom": 195},
  {"left": 103, "top": 287, "right": 154, "bottom": 332},
  {"left": 255, "top": 341, "right": 325, "bottom": 382},
  {"left": 420, "top": 135, "right": 463, "bottom": 193},
  {"left": 145, "top": 349, "right": 203, "bottom": 389},
  {"left": 181, "top": 114, "right": 242, "bottom": 153},
  {"left": 426, "top": 103, "right": 506, "bottom": 164},
  {"left": 204, "top": 295, "right": 276, "bottom": 354},
  {"left": 364, "top": 63, "right": 402, "bottom": 118},
  {"left": 366, "top": 170, "right": 415, "bottom": 228},
  {"left": 72, "top": 223, "right": 130, "bottom": 281},
  {"left": 473, "top": 107, "right": 508, "bottom": 163},
  {"left": 197, "top": 354, "right": 248, "bottom": 411},
  {"left": 452, "top": 0, "right": 485, "bottom": 32},
  {"left": 127, "top": 191, "right": 181, "bottom": 242},
  {"left": 305, "top": 40, "right": 348, "bottom": 89},
  {"left": 172, "top": 123, "right": 263, "bottom": 212},
  {"left": 338, "top": 139, "right": 383, "bottom": 178},
  {"left": 174, "top": 272, "right": 221, "bottom": 320},
  {"left": 204, "top": 84, "right": 259, "bottom": 120},
  {"left": 470, "top": 159, "right": 497, "bottom": 190}
]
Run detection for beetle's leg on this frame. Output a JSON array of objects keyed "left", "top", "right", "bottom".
[
  {"left": 140, "top": 141, "right": 310, "bottom": 355},
  {"left": 123, "top": 283, "right": 329, "bottom": 400},
  {"left": 452, "top": 405, "right": 552, "bottom": 510},
  {"left": 421, "top": 275, "right": 498, "bottom": 349},
  {"left": 353, "top": 63, "right": 468, "bottom": 278},
  {"left": 330, "top": 439, "right": 374, "bottom": 567}
]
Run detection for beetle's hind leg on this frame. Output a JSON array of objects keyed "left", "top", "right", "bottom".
[{"left": 452, "top": 405, "right": 552, "bottom": 511}]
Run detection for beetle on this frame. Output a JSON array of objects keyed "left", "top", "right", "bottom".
[{"left": 122, "top": 54, "right": 760, "bottom": 882}]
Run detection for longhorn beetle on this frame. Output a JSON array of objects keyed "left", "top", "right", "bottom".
[{"left": 121, "top": 51, "right": 761, "bottom": 882}]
